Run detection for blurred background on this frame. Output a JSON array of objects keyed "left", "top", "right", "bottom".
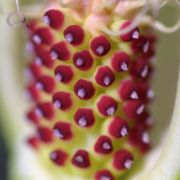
[{"left": 0, "top": 1, "right": 180, "bottom": 180}]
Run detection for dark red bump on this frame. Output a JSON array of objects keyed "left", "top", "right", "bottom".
[
  {"left": 118, "top": 80, "right": 139, "bottom": 101},
  {"left": 64, "top": 25, "right": 84, "bottom": 46},
  {"left": 123, "top": 100, "right": 145, "bottom": 119},
  {"left": 94, "top": 135, "right": 113, "bottom": 154},
  {"left": 74, "top": 108, "right": 95, "bottom": 128},
  {"left": 131, "top": 36, "right": 151, "bottom": 54},
  {"left": 128, "top": 126, "right": 151, "bottom": 153},
  {"left": 32, "top": 27, "right": 53, "bottom": 45},
  {"left": 27, "top": 83, "right": 41, "bottom": 101},
  {"left": 111, "top": 51, "right": 131, "bottom": 72},
  {"left": 108, "top": 117, "right": 129, "bottom": 138},
  {"left": 35, "top": 48, "right": 54, "bottom": 68},
  {"left": 90, "top": 35, "right": 111, "bottom": 57},
  {"left": 26, "top": 110, "right": 39, "bottom": 125},
  {"left": 97, "top": 96, "right": 118, "bottom": 116},
  {"left": 52, "top": 92, "right": 72, "bottom": 111},
  {"left": 37, "top": 126, "right": 53, "bottom": 143},
  {"left": 95, "top": 169, "right": 114, "bottom": 180},
  {"left": 113, "top": 149, "right": 133, "bottom": 170},
  {"left": 50, "top": 149, "right": 68, "bottom": 166},
  {"left": 54, "top": 65, "right": 74, "bottom": 84},
  {"left": 28, "top": 62, "right": 42, "bottom": 78},
  {"left": 95, "top": 66, "right": 115, "bottom": 87},
  {"left": 73, "top": 50, "right": 93, "bottom": 71},
  {"left": 50, "top": 41, "right": 70, "bottom": 61},
  {"left": 120, "top": 20, "right": 140, "bottom": 42},
  {"left": 130, "top": 58, "right": 152, "bottom": 80},
  {"left": 74, "top": 79, "right": 95, "bottom": 100},
  {"left": 44, "top": 9, "right": 64, "bottom": 30},
  {"left": 27, "top": 136, "right": 40, "bottom": 149},
  {"left": 72, "top": 149, "right": 90, "bottom": 168},
  {"left": 53, "top": 122, "right": 73, "bottom": 140},
  {"left": 36, "top": 75, "right": 55, "bottom": 94},
  {"left": 35, "top": 102, "right": 54, "bottom": 120}
]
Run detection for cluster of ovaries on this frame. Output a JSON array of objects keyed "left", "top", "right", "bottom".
[{"left": 24, "top": 7, "right": 156, "bottom": 180}]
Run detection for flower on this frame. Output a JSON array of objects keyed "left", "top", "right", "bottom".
[{"left": 0, "top": 0, "right": 180, "bottom": 180}]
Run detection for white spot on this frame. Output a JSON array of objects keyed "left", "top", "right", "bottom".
[
  {"left": 136, "top": 104, "right": 144, "bottom": 115},
  {"left": 143, "top": 42, "right": 150, "bottom": 53},
  {"left": 50, "top": 50, "right": 58, "bottom": 60},
  {"left": 32, "top": 35, "right": 42, "bottom": 45},
  {"left": 43, "top": 15, "right": 50, "bottom": 25},
  {"left": 53, "top": 129, "right": 64, "bottom": 138},
  {"left": 120, "top": 62, "right": 128, "bottom": 71},
  {"left": 36, "top": 82, "right": 43, "bottom": 90},
  {"left": 142, "top": 132, "right": 150, "bottom": 144},
  {"left": 124, "top": 159, "right": 133, "bottom": 169},
  {"left": 106, "top": 106, "right": 115, "bottom": 116},
  {"left": 65, "top": 33, "right": 74, "bottom": 43},
  {"left": 132, "top": 30, "right": 139, "bottom": 39},
  {"left": 77, "top": 88, "right": 85, "bottom": 98},
  {"left": 76, "top": 58, "right": 84, "bottom": 66},
  {"left": 103, "top": 76, "right": 111, "bottom": 86},
  {"left": 147, "top": 89, "right": 154, "bottom": 99},
  {"left": 130, "top": 90, "right": 138, "bottom": 99},
  {"left": 35, "top": 108, "right": 43, "bottom": 118},
  {"left": 78, "top": 117, "right": 87, "bottom": 127},
  {"left": 100, "top": 177, "right": 111, "bottom": 180},
  {"left": 96, "top": 46, "right": 104, "bottom": 55},
  {"left": 141, "top": 65, "right": 148, "bottom": 78},
  {"left": 35, "top": 57, "right": 42, "bottom": 66},
  {"left": 53, "top": 100, "right": 62, "bottom": 109},
  {"left": 120, "top": 127, "right": 128, "bottom": 137},
  {"left": 55, "top": 73, "right": 63, "bottom": 82},
  {"left": 50, "top": 152, "right": 57, "bottom": 160},
  {"left": 75, "top": 156, "right": 84, "bottom": 163},
  {"left": 102, "top": 142, "right": 111, "bottom": 150}
]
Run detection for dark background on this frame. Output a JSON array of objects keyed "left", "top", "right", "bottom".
[{"left": 0, "top": 132, "right": 7, "bottom": 180}]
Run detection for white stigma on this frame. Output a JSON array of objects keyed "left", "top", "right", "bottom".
[
  {"left": 50, "top": 50, "right": 58, "bottom": 60},
  {"left": 55, "top": 73, "right": 63, "bottom": 82},
  {"left": 130, "top": 90, "right": 139, "bottom": 99},
  {"left": 43, "top": 15, "right": 50, "bottom": 25},
  {"left": 124, "top": 159, "right": 133, "bottom": 169},
  {"left": 65, "top": 33, "right": 74, "bottom": 43},
  {"left": 106, "top": 106, "right": 115, "bottom": 116},
  {"left": 141, "top": 65, "right": 149, "bottom": 78},
  {"left": 77, "top": 88, "right": 85, "bottom": 98},
  {"left": 36, "top": 82, "right": 43, "bottom": 90},
  {"left": 50, "top": 152, "right": 57, "bottom": 160},
  {"left": 147, "top": 89, "right": 154, "bottom": 99},
  {"left": 103, "top": 76, "right": 111, "bottom": 86},
  {"left": 120, "top": 127, "right": 128, "bottom": 137},
  {"left": 100, "top": 177, "right": 111, "bottom": 180},
  {"left": 76, "top": 58, "right": 84, "bottom": 66},
  {"left": 132, "top": 30, "right": 140, "bottom": 39},
  {"left": 96, "top": 45, "right": 104, "bottom": 55},
  {"left": 53, "top": 129, "right": 64, "bottom": 138},
  {"left": 120, "top": 62, "right": 128, "bottom": 71},
  {"left": 53, "top": 100, "right": 62, "bottom": 109},
  {"left": 143, "top": 42, "right": 150, "bottom": 53},
  {"left": 142, "top": 132, "right": 150, "bottom": 144},
  {"left": 102, "top": 142, "right": 111, "bottom": 150},
  {"left": 35, "top": 108, "right": 43, "bottom": 118},
  {"left": 32, "top": 35, "right": 42, "bottom": 45},
  {"left": 136, "top": 104, "right": 144, "bottom": 115},
  {"left": 78, "top": 117, "right": 87, "bottom": 127},
  {"left": 35, "top": 57, "right": 42, "bottom": 66},
  {"left": 75, "top": 156, "right": 84, "bottom": 163}
]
